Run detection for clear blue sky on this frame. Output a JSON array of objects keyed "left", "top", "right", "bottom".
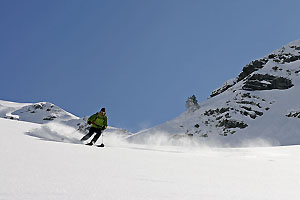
[{"left": 1, "top": 0, "right": 300, "bottom": 132}]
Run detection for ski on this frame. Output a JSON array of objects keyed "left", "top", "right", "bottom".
[{"left": 85, "top": 143, "right": 105, "bottom": 147}]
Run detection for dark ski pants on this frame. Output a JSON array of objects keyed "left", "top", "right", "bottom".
[{"left": 81, "top": 127, "right": 103, "bottom": 143}]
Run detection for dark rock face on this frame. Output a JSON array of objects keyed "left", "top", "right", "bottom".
[
  {"left": 204, "top": 107, "right": 230, "bottom": 116},
  {"left": 237, "top": 59, "right": 268, "bottom": 81},
  {"left": 286, "top": 112, "right": 300, "bottom": 118},
  {"left": 243, "top": 74, "right": 294, "bottom": 91},
  {"left": 210, "top": 84, "right": 234, "bottom": 98},
  {"left": 268, "top": 53, "right": 300, "bottom": 64},
  {"left": 286, "top": 109, "right": 300, "bottom": 118},
  {"left": 217, "top": 119, "right": 248, "bottom": 129},
  {"left": 210, "top": 58, "right": 268, "bottom": 98},
  {"left": 43, "top": 116, "right": 56, "bottom": 121}
]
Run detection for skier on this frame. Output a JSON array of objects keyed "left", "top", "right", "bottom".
[{"left": 81, "top": 108, "right": 108, "bottom": 145}]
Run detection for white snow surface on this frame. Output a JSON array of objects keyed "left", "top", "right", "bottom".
[{"left": 1, "top": 118, "right": 300, "bottom": 200}]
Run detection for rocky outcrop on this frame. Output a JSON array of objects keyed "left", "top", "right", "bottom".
[
  {"left": 237, "top": 59, "right": 268, "bottom": 81},
  {"left": 286, "top": 110, "right": 300, "bottom": 118},
  {"left": 210, "top": 78, "right": 237, "bottom": 98},
  {"left": 217, "top": 119, "right": 248, "bottom": 129},
  {"left": 210, "top": 81, "right": 235, "bottom": 98},
  {"left": 242, "top": 74, "right": 293, "bottom": 91},
  {"left": 210, "top": 41, "right": 300, "bottom": 98}
]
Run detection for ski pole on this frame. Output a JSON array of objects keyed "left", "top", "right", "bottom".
[
  {"left": 71, "top": 128, "right": 80, "bottom": 134},
  {"left": 99, "top": 132, "right": 105, "bottom": 147}
]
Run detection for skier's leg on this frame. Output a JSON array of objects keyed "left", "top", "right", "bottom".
[
  {"left": 91, "top": 129, "right": 103, "bottom": 144},
  {"left": 81, "top": 127, "right": 96, "bottom": 141}
]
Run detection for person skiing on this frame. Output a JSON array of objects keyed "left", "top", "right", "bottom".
[{"left": 81, "top": 108, "right": 108, "bottom": 145}]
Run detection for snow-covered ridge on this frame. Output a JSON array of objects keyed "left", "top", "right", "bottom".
[
  {"left": 0, "top": 100, "right": 78, "bottom": 123},
  {"left": 130, "top": 39, "right": 300, "bottom": 146}
]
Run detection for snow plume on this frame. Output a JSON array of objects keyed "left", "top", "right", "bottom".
[
  {"left": 128, "top": 132, "right": 197, "bottom": 146},
  {"left": 126, "top": 131, "right": 216, "bottom": 152},
  {"left": 25, "top": 122, "right": 278, "bottom": 150},
  {"left": 127, "top": 131, "right": 278, "bottom": 151},
  {"left": 239, "top": 137, "right": 280, "bottom": 148},
  {"left": 26, "top": 122, "right": 83, "bottom": 144},
  {"left": 26, "top": 122, "right": 130, "bottom": 146}
]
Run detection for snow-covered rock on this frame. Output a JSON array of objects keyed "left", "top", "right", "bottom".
[
  {"left": 0, "top": 100, "right": 78, "bottom": 123},
  {"left": 130, "top": 40, "right": 300, "bottom": 146}
]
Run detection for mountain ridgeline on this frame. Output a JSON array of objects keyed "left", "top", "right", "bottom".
[{"left": 132, "top": 40, "right": 300, "bottom": 146}]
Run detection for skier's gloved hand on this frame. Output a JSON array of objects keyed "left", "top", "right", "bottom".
[{"left": 87, "top": 121, "right": 91, "bottom": 125}]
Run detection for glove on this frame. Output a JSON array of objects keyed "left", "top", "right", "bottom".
[{"left": 87, "top": 121, "right": 91, "bottom": 125}]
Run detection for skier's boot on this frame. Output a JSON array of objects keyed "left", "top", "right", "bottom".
[
  {"left": 98, "top": 143, "right": 105, "bottom": 147},
  {"left": 86, "top": 141, "right": 94, "bottom": 146}
]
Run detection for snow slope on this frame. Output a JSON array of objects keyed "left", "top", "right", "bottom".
[
  {"left": 131, "top": 40, "right": 300, "bottom": 146},
  {"left": 1, "top": 118, "right": 300, "bottom": 200}
]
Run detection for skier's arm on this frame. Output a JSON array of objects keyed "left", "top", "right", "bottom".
[
  {"left": 103, "top": 116, "right": 108, "bottom": 129},
  {"left": 87, "top": 114, "right": 97, "bottom": 124}
]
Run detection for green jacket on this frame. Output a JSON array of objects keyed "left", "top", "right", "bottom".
[{"left": 88, "top": 113, "right": 108, "bottom": 129}]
